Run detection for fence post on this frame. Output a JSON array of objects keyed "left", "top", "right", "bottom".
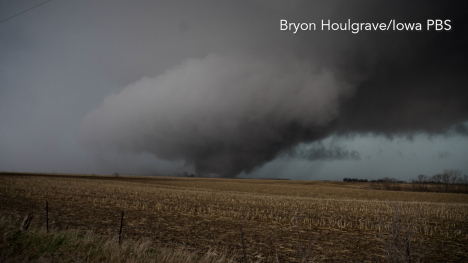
[
  {"left": 46, "top": 201, "right": 49, "bottom": 234},
  {"left": 119, "top": 211, "right": 124, "bottom": 244}
]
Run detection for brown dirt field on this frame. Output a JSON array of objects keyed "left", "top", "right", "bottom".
[{"left": 1, "top": 172, "right": 467, "bottom": 262}]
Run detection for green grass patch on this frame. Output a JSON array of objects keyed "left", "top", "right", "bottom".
[{"left": 0, "top": 217, "right": 236, "bottom": 262}]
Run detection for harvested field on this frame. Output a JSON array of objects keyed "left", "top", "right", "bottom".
[{"left": 1, "top": 172, "right": 467, "bottom": 262}]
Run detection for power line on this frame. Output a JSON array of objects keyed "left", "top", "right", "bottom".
[{"left": 0, "top": 0, "right": 54, "bottom": 25}]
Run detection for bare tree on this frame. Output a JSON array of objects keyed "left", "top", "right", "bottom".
[
  {"left": 429, "top": 173, "right": 442, "bottom": 191},
  {"left": 462, "top": 174, "right": 468, "bottom": 193},
  {"left": 411, "top": 175, "right": 427, "bottom": 192},
  {"left": 442, "top": 169, "right": 462, "bottom": 192}
]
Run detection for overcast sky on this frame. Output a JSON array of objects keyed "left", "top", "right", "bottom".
[{"left": 1, "top": 0, "right": 467, "bottom": 180}]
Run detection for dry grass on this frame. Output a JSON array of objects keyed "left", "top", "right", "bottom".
[
  {"left": 1, "top": 173, "right": 467, "bottom": 262},
  {"left": 0, "top": 216, "right": 237, "bottom": 262}
]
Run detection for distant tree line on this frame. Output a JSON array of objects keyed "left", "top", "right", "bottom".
[
  {"left": 343, "top": 178, "right": 369, "bottom": 182},
  {"left": 343, "top": 177, "right": 406, "bottom": 183},
  {"left": 344, "top": 177, "right": 406, "bottom": 191},
  {"left": 410, "top": 169, "right": 468, "bottom": 193},
  {"left": 343, "top": 169, "right": 468, "bottom": 194},
  {"left": 368, "top": 178, "right": 407, "bottom": 191}
]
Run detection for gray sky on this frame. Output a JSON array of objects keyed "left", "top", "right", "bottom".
[{"left": 1, "top": 0, "right": 467, "bottom": 180}]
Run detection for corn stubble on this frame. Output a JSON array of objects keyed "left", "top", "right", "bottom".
[{"left": 1, "top": 174, "right": 467, "bottom": 262}]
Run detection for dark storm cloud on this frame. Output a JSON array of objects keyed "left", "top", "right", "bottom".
[
  {"left": 333, "top": 3, "right": 468, "bottom": 136},
  {"left": 287, "top": 143, "right": 361, "bottom": 161},
  {"left": 1, "top": 0, "right": 467, "bottom": 177},
  {"left": 78, "top": 0, "right": 468, "bottom": 177}
]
